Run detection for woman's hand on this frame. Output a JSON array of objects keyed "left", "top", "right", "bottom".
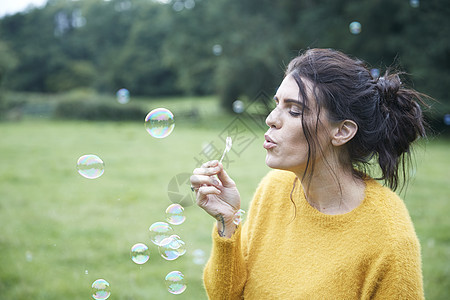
[{"left": 190, "top": 160, "right": 240, "bottom": 238}]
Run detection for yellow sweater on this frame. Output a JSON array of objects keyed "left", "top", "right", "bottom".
[{"left": 203, "top": 170, "right": 424, "bottom": 299}]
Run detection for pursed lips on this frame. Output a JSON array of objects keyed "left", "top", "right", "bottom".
[{"left": 263, "top": 134, "right": 277, "bottom": 149}]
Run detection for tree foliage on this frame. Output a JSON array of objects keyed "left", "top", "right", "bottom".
[{"left": 0, "top": 0, "right": 448, "bottom": 114}]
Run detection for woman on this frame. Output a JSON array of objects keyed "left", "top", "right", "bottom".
[{"left": 190, "top": 48, "right": 426, "bottom": 299}]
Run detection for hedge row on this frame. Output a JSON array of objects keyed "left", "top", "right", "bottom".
[{"left": 53, "top": 99, "right": 146, "bottom": 121}]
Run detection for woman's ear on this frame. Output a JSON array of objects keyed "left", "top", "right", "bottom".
[{"left": 331, "top": 120, "right": 358, "bottom": 146}]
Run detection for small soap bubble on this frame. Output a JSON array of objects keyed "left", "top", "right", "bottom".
[
  {"left": 145, "top": 108, "right": 175, "bottom": 138},
  {"left": 184, "top": 0, "right": 195, "bottom": 9},
  {"left": 25, "top": 251, "right": 33, "bottom": 262},
  {"left": 159, "top": 235, "right": 186, "bottom": 261},
  {"left": 232, "top": 100, "right": 244, "bottom": 114},
  {"left": 443, "top": 114, "right": 450, "bottom": 126},
  {"left": 116, "top": 88, "right": 130, "bottom": 104},
  {"left": 233, "top": 209, "right": 245, "bottom": 225},
  {"left": 131, "top": 243, "right": 150, "bottom": 265},
  {"left": 166, "top": 204, "right": 185, "bottom": 225},
  {"left": 212, "top": 44, "right": 223, "bottom": 56},
  {"left": 165, "top": 271, "right": 187, "bottom": 295},
  {"left": 77, "top": 154, "right": 105, "bottom": 179},
  {"left": 192, "top": 248, "right": 206, "bottom": 265},
  {"left": 173, "top": 1, "right": 184, "bottom": 11},
  {"left": 149, "top": 222, "right": 174, "bottom": 246},
  {"left": 370, "top": 68, "right": 380, "bottom": 79},
  {"left": 91, "top": 279, "right": 111, "bottom": 300},
  {"left": 85, "top": 270, "right": 89, "bottom": 275},
  {"left": 349, "top": 21, "right": 361, "bottom": 35},
  {"left": 410, "top": 0, "right": 419, "bottom": 8}
]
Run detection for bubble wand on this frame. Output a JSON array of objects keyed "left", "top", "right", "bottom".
[
  {"left": 217, "top": 136, "right": 246, "bottom": 224},
  {"left": 219, "top": 137, "right": 232, "bottom": 164}
]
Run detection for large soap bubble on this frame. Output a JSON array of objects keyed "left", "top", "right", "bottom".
[
  {"left": 130, "top": 243, "right": 150, "bottom": 265},
  {"left": 159, "top": 235, "right": 186, "bottom": 261},
  {"left": 91, "top": 279, "right": 111, "bottom": 300},
  {"left": 166, "top": 204, "right": 185, "bottom": 225},
  {"left": 165, "top": 271, "right": 187, "bottom": 295},
  {"left": 77, "top": 154, "right": 105, "bottom": 179},
  {"left": 149, "top": 222, "right": 174, "bottom": 246},
  {"left": 145, "top": 108, "right": 175, "bottom": 138}
]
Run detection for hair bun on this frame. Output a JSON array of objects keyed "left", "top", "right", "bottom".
[{"left": 376, "top": 73, "right": 401, "bottom": 104}]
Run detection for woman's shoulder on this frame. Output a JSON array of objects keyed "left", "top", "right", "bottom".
[
  {"left": 365, "top": 179, "right": 409, "bottom": 212},
  {"left": 364, "top": 178, "right": 418, "bottom": 240}
]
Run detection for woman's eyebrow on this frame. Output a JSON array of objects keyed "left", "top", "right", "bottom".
[{"left": 273, "top": 96, "right": 306, "bottom": 107}]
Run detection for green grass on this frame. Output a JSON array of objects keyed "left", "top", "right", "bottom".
[
  {"left": 0, "top": 106, "right": 449, "bottom": 299},
  {"left": 0, "top": 108, "right": 269, "bottom": 299}
]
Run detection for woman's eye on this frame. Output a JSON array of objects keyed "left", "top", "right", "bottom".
[{"left": 289, "top": 106, "right": 302, "bottom": 116}]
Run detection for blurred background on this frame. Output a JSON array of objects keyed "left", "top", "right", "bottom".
[{"left": 0, "top": 0, "right": 449, "bottom": 299}]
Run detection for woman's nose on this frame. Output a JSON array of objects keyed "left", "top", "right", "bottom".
[{"left": 265, "top": 108, "right": 281, "bottom": 128}]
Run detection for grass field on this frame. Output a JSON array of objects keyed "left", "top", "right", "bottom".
[{"left": 0, "top": 96, "right": 449, "bottom": 299}]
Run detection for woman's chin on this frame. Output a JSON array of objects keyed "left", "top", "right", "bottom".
[
  {"left": 265, "top": 156, "right": 301, "bottom": 173},
  {"left": 265, "top": 156, "right": 280, "bottom": 169}
]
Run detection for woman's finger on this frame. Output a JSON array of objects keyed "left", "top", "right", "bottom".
[
  {"left": 196, "top": 186, "right": 221, "bottom": 204},
  {"left": 190, "top": 175, "right": 221, "bottom": 188},
  {"left": 193, "top": 165, "right": 221, "bottom": 176},
  {"left": 216, "top": 163, "right": 236, "bottom": 188},
  {"left": 201, "top": 160, "right": 219, "bottom": 168}
]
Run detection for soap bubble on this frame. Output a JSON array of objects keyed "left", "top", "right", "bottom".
[
  {"left": 166, "top": 204, "right": 185, "bottom": 225},
  {"left": 165, "top": 271, "right": 187, "bottom": 295},
  {"left": 349, "top": 21, "right": 361, "bottom": 35},
  {"left": 443, "top": 114, "right": 450, "bottom": 126},
  {"left": 232, "top": 100, "right": 244, "bottom": 114},
  {"left": 116, "top": 88, "right": 130, "bottom": 104},
  {"left": 233, "top": 209, "right": 246, "bottom": 225},
  {"left": 184, "top": 0, "right": 195, "bottom": 9},
  {"left": 370, "top": 68, "right": 380, "bottom": 79},
  {"left": 159, "top": 241, "right": 180, "bottom": 260},
  {"left": 212, "top": 44, "right": 222, "bottom": 56},
  {"left": 91, "top": 279, "right": 111, "bottom": 300},
  {"left": 172, "top": 1, "right": 184, "bottom": 11},
  {"left": 130, "top": 243, "right": 150, "bottom": 265},
  {"left": 25, "top": 251, "right": 33, "bottom": 262},
  {"left": 159, "top": 235, "right": 186, "bottom": 261},
  {"left": 192, "top": 248, "right": 206, "bottom": 265},
  {"left": 77, "top": 154, "right": 105, "bottom": 179},
  {"left": 149, "top": 222, "right": 174, "bottom": 246},
  {"left": 410, "top": 0, "right": 419, "bottom": 8},
  {"left": 145, "top": 108, "right": 175, "bottom": 138}
]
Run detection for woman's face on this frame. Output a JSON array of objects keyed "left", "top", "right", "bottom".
[{"left": 264, "top": 74, "right": 333, "bottom": 174}]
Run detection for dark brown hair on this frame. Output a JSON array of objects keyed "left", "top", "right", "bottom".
[{"left": 286, "top": 48, "right": 428, "bottom": 191}]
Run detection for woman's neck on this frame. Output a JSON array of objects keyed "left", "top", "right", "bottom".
[{"left": 296, "top": 166, "right": 366, "bottom": 215}]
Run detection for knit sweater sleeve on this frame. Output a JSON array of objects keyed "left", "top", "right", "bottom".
[
  {"left": 202, "top": 171, "right": 279, "bottom": 299},
  {"left": 202, "top": 225, "right": 246, "bottom": 299},
  {"left": 371, "top": 235, "right": 424, "bottom": 299}
]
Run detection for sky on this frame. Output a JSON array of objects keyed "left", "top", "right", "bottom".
[{"left": 0, "top": 0, "right": 48, "bottom": 17}]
